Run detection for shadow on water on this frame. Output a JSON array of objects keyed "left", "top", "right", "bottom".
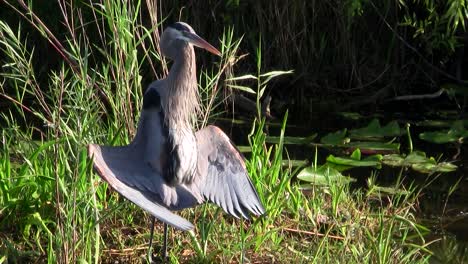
[{"left": 214, "top": 105, "right": 468, "bottom": 262}]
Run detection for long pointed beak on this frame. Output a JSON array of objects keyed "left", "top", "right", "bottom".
[{"left": 184, "top": 32, "right": 221, "bottom": 56}]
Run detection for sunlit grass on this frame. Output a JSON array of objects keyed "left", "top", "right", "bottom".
[{"left": 0, "top": 0, "right": 436, "bottom": 263}]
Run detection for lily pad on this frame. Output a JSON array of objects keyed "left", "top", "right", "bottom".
[
  {"left": 411, "top": 162, "right": 458, "bottom": 174},
  {"left": 320, "top": 129, "right": 349, "bottom": 145},
  {"left": 326, "top": 149, "right": 382, "bottom": 171},
  {"left": 415, "top": 120, "right": 468, "bottom": 128},
  {"left": 419, "top": 120, "right": 468, "bottom": 144},
  {"left": 382, "top": 151, "right": 457, "bottom": 174},
  {"left": 266, "top": 134, "right": 317, "bottom": 145},
  {"left": 367, "top": 184, "right": 410, "bottom": 197},
  {"left": 382, "top": 151, "right": 429, "bottom": 167},
  {"left": 347, "top": 141, "right": 400, "bottom": 153},
  {"left": 349, "top": 119, "right": 402, "bottom": 139},
  {"left": 337, "top": 112, "right": 365, "bottom": 120},
  {"left": 297, "top": 165, "right": 356, "bottom": 186}
]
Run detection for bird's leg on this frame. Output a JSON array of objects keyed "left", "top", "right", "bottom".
[
  {"left": 147, "top": 216, "right": 156, "bottom": 262},
  {"left": 162, "top": 223, "right": 168, "bottom": 258}
]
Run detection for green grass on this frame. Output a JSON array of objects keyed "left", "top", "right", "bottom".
[{"left": 0, "top": 1, "right": 434, "bottom": 263}]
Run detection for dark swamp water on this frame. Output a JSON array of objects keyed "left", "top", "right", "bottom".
[{"left": 216, "top": 97, "right": 468, "bottom": 263}]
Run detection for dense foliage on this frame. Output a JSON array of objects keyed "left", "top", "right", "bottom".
[{"left": 1, "top": 0, "right": 467, "bottom": 122}]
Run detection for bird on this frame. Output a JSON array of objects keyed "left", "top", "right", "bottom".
[{"left": 87, "top": 22, "right": 265, "bottom": 260}]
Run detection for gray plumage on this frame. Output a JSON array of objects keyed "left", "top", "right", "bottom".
[
  {"left": 88, "top": 123, "right": 264, "bottom": 229},
  {"left": 88, "top": 21, "right": 265, "bottom": 245}
]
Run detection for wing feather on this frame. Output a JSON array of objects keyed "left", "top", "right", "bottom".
[
  {"left": 224, "top": 183, "right": 235, "bottom": 217},
  {"left": 88, "top": 144, "right": 194, "bottom": 231},
  {"left": 195, "top": 126, "right": 265, "bottom": 219}
]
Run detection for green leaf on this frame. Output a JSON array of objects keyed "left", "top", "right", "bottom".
[
  {"left": 226, "top": 74, "right": 258, "bottom": 81},
  {"left": 236, "top": 145, "right": 251, "bottom": 153},
  {"left": 349, "top": 119, "right": 402, "bottom": 139},
  {"left": 419, "top": 120, "right": 468, "bottom": 144},
  {"left": 350, "top": 148, "right": 361, "bottom": 160},
  {"left": 405, "top": 152, "right": 432, "bottom": 164},
  {"left": 260, "top": 70, "right": 294, "bottom": 86},
  {"left": 419, "top": 131, "right": 460, "bottom": 144},
  {"left": 382, "top": 151, "right": 427, "bottom": 167},
  {"left": 411, "top": 162, "right": 458, "bottom": 174},
  {"left": 416, "top": 120, "right": 455, "bottom": 128},
  {"left": 259, "top": 70, "right": 294, "bottom": 78},
  {"left": 432, "top": 162, "right": 458, "bottom": 172},
  {"left": 281, "top": 159, "right": 309, "bottom": 167},
  {"left": 381, "top": 154, "right": 403, "bottom": 166},
  {"left": 368, "top": 184, "right": 410, "bottom": 196},
  {"left": 226, "top": 84, "right": 256, "bottom": 94},
  {"left": 337, "top": 112, "right": 365, "bottom": 120},
  {"left": 266, "top": 134, "right": 317, "bottom": 145},
  {"left": 297, "top": 165, "right": 356, "bottom": 186},
  {"left": 382, "top": 151, "right": 457, "bottom": 173},
  {"left": 326, "top": 152, "right": 382, "bottom": 172},
  {"left": 347, "top": 141, "right": 400, "bottom": 152},
  {"left": 320, "top": 129, "right": 349, "bottom": 145}
]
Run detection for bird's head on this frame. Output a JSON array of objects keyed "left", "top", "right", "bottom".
[{"left": 160, "top": 22, "right": 221, "bottom": 59}]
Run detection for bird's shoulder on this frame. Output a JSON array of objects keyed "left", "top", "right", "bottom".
[{"left": 143, "top": 80, "right": 169, "bottom": 110}]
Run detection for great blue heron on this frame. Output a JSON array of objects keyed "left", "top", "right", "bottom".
[{"left": 88, "top": 22, "right": 265, "bottom": 259}]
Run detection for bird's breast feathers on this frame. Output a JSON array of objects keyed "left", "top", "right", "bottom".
[{"left": 164, "top": 128, "right": 198, "bottom": 185}]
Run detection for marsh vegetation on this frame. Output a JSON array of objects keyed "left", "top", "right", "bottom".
[{"left": 1, "top": 0, "right": 467, "bottom": 263}]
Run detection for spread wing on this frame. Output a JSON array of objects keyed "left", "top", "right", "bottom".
[
  {"left": 87, "top": 84, "right": 199, "bottom": 231},
  {"left": 88, "top": 144, "right": 194, "bottom": 231},
  {"left": 195, "top": 126, "right": 265, "bottom": 219}
]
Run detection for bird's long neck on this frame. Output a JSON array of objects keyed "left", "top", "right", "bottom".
[{"left": 165, "top": 44, "right": 200, "bottom": 130}]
